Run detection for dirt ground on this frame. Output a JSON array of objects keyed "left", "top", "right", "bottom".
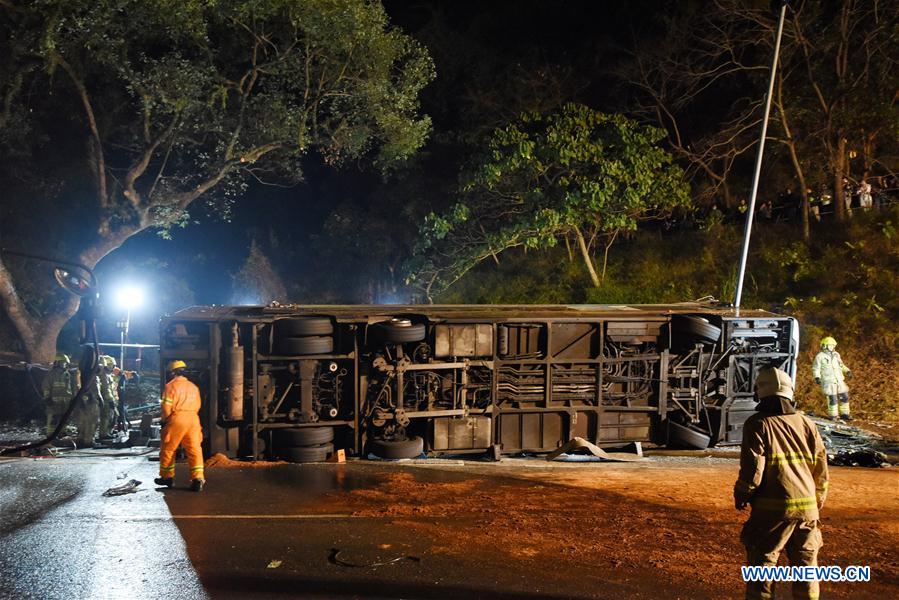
[{"left": 309, "top": 458, "right": 898, "bottom": 599}]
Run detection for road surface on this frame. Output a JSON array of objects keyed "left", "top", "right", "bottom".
[{"left": 0, "top": 450, "right": 896, "bottom": 599}]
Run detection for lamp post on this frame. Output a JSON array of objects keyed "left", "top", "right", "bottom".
[
  {"left": 733, "top": 1, "right": 789, "bottom": 312},
  {"left": 115, "top": 286, "right": 144, "bottom": 369}
]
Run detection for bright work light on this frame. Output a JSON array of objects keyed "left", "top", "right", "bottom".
[{"left": 115, "top": 285, "right": 144, "bottom": 310}]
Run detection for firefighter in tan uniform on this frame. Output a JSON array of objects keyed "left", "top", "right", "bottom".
[
  {"left": 154, "top": 360, "right": 205, "bottom": 492},
  {"left": 98, "top": 355, "right": 120, "bottom": 439},
  {"left": 735, "top": 367, "right": 829, "bottom": 600},
  {"left": 811, "top": 336, "right": 852, "bottom": 421},
  {"left": 42, "top": 354, "right": 78, "bottom": 437}
]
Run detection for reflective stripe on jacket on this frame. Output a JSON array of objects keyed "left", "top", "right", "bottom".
[
  {"left": 812, "top": 350, "right": 849, "bottom": 395},
  {"left": 42, "top": 367, "right": 74, "bottom": 401},
  {"left": 161, "top": 375, "right": 202, "bottom": 420},
  {"left": 734, "top": 411, "right": 828, "bottom": 520}
]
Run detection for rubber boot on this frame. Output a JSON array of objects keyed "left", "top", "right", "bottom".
[
  {"left": 154, "top": 477, "right": 173, "bottom": 488},
  {"left": 190, "top": 479, "right": 205, "bottom": 492}
]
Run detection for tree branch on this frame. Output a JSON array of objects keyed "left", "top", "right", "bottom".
[{"left": 56, "top": 55, "right": 109, "bottom": 207}]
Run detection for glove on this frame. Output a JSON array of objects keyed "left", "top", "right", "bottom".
[
  {"left": 735, "top": 498, "right": 748, "bottom": 511},
  {"left": 814, "top": 377, "right": 821, "bottom": 385},
  {"left": 845, "top": 370, "right": 852, "bottom": 380}
]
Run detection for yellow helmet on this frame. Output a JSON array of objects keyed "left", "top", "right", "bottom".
[
  {"left": 820, "top": 336, "right": 837, "bottom": 348},
  {"left": 168, "top": 360, "right": 188, "bottom": 371}
]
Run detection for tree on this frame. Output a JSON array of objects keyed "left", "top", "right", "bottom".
[
  {"left": 232, "top": 240, "right": 287, "bottom": 305},
  {"left": 0, "top": 0, "right": 434, "bottom": 362},
  {"left": 620, "top": 0, "right": 899, "bottom": 239},
  {"left": 405, "top": 103, "right": 691, "bottom": 301}
]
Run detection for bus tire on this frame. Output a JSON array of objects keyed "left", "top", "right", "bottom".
[
  {"left": 671, "top": 315, "right": 721, "bottom": 344},
  {"left": 276, "top": 336, "right": 333, "bottom": 355},
  {"left": 273, "top": 426, "right": 335, "bottom": 447},
  {"left": 367, "top": 436, "right": 424, "bottom": 459},
  {"left": 371, "top": 320, "right": 426, "bottom": 344},
  {"left": 668, "top": 420, "right": 712, "bottom": 450},
  {"left": 274, "top": 317, "right": 333, "bottom": 337},
  {"left": 282, "top": 443, "right": 333, "bottom": 463}
]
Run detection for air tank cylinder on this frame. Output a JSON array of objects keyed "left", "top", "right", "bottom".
[{"left": 225, "top": 322, "right": 244, "bottom": 420}]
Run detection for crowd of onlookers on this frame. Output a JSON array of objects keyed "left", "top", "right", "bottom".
[{"left": 756, "top": 175, "right": 899, "bottom": 223}]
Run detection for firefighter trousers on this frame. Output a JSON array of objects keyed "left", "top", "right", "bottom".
[
  {"left": 159, "top": 412, "right": 204, "bottom": 481},
  {"left": 45, "top": 399, "right": 68, "bottom": 436},
  {"left": 74, "top": 399, "right": 100, "bottom": 447},
  {"left": 741, "top": 516, "right": 822, "bottom": 600}
]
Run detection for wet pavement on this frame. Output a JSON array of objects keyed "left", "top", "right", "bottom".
[
  {"left": 0, "top": 453, "right": 636, "bottom": 600},
  {"left": 2, "top": 448, "right": 895, "bottom": 599},
  {"left": 0, "top": 450, "right": 204, "bottom": 599}
]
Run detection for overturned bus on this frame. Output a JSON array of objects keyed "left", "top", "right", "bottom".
[{"left": 159, "top": 302, "right": 798, "bottom": 461}]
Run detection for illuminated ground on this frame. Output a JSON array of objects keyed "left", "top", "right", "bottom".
[{"left": 1, "top": 452, "right": 896, "bottom": 599}]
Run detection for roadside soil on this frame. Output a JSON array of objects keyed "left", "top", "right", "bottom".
[{"left": 317, "top": 458, "right": 899, "bottom": 599}]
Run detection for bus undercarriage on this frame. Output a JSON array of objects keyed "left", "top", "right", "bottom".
[{"left": 159, "top": 302, "right": 798, "bottom": 461}]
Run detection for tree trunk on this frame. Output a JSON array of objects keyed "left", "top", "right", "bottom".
[
  {"left": 573, "top": 226, "right": 601, "bottom": 287},
  {"left": 600, "top": 230, "right": 619, "bottom": 285},
  {"left": 833, "top": 136, "right": 848, "bottom": 222},
  {"left": 0, "top": 256, "right": 81, "bottom": 364}
]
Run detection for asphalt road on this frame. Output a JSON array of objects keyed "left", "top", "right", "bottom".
[
  {"left": 0, "top": 450, "right": 204, "bottom": 600},
  {"left": 0, "top": 452, "right": 624, "bottom": 600}
]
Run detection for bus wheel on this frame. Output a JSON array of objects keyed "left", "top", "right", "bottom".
[
  {"left": 367, "top": 436, "right": 424, "bottom": 459},
  {"left": 282, "top": 443, "right": 333, "bottom": 463},
  {"left": 274, "top": 317, "right": 333, "bottom": 336},
  {"left": 276, "top": 335, "right": 334, "bottom": 355},
  {"left": 671, "top": 315, "right": 721, "bottom": 344},
  {"left": 371, "top": 319, "right": 426, "bottom": 344},
  {"left": 668, "top": 420, "right": 711, "bottom": 450},
  {"left": 273, "top": 426, "right": 335, "bottom": 446}
]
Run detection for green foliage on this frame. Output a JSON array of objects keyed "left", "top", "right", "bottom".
[
  {"left": 0, "top": 0, "right": 435, "bottom": 225},
  {"left": 406, "top": 103, "right": 690, "bottom": 299}
]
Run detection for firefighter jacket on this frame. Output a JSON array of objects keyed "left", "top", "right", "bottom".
[
  {"left": 99, "top": 371, "right": 118, "bottom": 404},
  {"left": 85, "top": 375, "right": 103, "bottom": 406},
  {"left": 734, "top": 398, "right": 829, "bottom": 521},
  {"left": 161, "top": 375, "right": 202, "bottom": 422},
  {"left": 42, "top": 366, "right": 75, "bottom": 401},
  {"left": 812, "top": 350, "right": 850, "bottom": 395}
]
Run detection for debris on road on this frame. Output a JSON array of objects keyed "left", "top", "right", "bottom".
[
  {"left": 829, "top": 449, "right": 890, "bottom": 468},
  {"left": 204, "top": 452, "right": 287, "bottom": 468},
  {"left": 328, "top": 548, "right": 421, "bottom": 569},
  {"left": 546, "top": 437, "right": 645, "bottom": 462},
  {"left": 266, "top": 560, "right": 282, "bottom": 569},
  {"left": 809, "top": 416, "right": 898, "bottom": 467},
  {"left": 102, "top": 479, "right": 142, "bottom": 496}
]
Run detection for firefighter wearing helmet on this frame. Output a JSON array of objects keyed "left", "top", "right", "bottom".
[
  {"left": 155, "top": 360, "right": 205, "bottom": 492},
  {"left": 734, "top": 367, "right": 828, "bottom": 600},
  {"left": 812, "top": 336, "right": 853, "bottom": 421},
  {"left": 97, "top": 355, "right": 120, "bottom": 439},
  {"left": 42, "top": 354, "right": 78, "bottom": 437}
]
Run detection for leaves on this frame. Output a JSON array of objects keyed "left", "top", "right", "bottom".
[{"left": 406, "top": 103, "right": 690, "bottom": 298}]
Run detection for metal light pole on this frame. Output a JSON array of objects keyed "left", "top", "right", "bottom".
[
  {"left": 733, "top": 1, "right": 788, "bottom": 312},
  {"left": 119, "top": 307, "right": 130, "bottom": 369},
  {"left": 115, "top": 286, "right": 144, "bottom": 369}
]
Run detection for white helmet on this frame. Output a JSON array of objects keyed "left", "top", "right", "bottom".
[{"left": 755, "top": 367, "right": 794, "bottom": 401}]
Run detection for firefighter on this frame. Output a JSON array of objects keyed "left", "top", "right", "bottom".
[
  {"left": 812, "top": 336, "right": 852, "bottom": 421},
  {"left": 97, "top": 355, "right": 120, "bottom": 439},
  {"left": 42, "top": 354, "right": 76, "bottom": 437},
  {"left": 74, "top": 366, "right": 103, "bottom": 448},
  {"left": 155, "top": 360, "right": 205, "bottom": 492},
  {"left": 734, "top": 367, "right": 828, "bottom": 600}
]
